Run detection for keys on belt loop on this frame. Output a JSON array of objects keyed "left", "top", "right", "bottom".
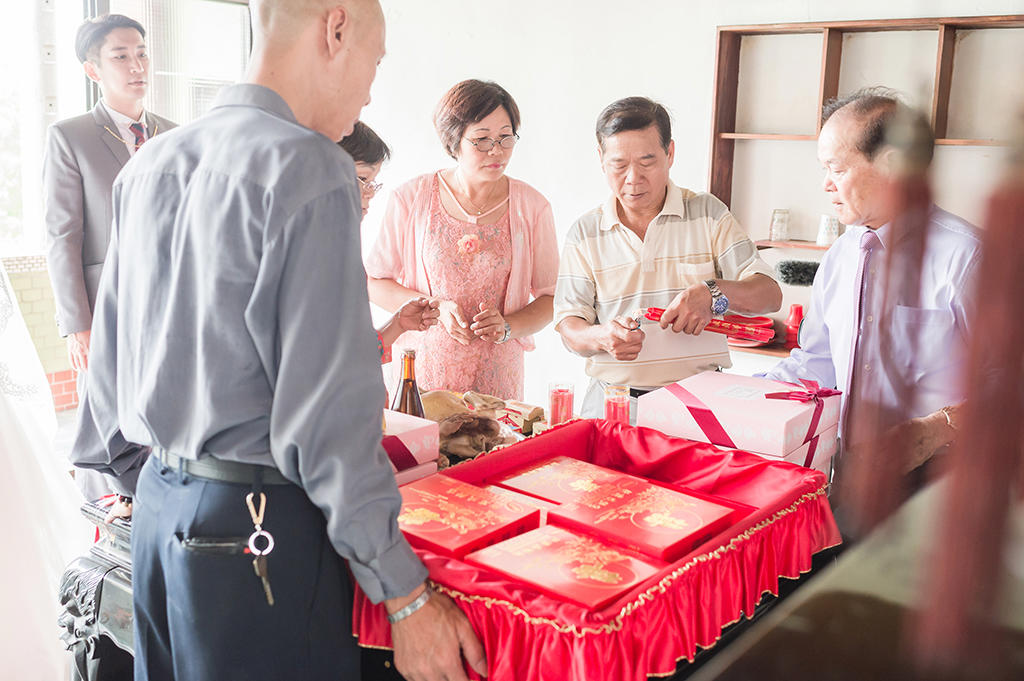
[{"left": 245, "top": 492, "right": 275, "bottom": 606}]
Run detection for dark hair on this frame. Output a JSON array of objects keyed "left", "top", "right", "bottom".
[
  {"left": 75, "top": 14, "right": 146, "bottom": 64},
  {"left": 338, "top": 121, "right": 391, "bottom": 166},
  {"left": 596, "top": 97, "right": 672, "bottom": 152},
  {"left": 821, "top": 87, "right": 908, "bottom": 160},
  {"left": 433, "top": 80, "right": 521, "bottom": 160}
]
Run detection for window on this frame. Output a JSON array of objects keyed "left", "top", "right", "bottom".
[
  {"left": 0, "top": 0, "right": 250, "bottom": 257},
  {"left": 109, "top": 0, "right": 251, "bottom": 124}
]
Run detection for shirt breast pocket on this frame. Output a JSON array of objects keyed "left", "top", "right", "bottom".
[
  {"left": 890, "top": 305, "right": 957, "bottom": 386},
  {"left": 677, "top": 261, "right": 717, "bottom": 283}
]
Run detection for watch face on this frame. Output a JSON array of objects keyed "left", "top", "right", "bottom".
[{"left": 712, "top": 296, "right": 729, "bottom": 315}]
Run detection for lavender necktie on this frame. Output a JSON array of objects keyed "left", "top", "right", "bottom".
[{"left": 842, "top": 229, "right": 880, "bottom": 433}]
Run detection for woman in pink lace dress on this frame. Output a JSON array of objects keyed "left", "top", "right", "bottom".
[{"left": 365, "top": 80, "right": 558, "bottom": 400}]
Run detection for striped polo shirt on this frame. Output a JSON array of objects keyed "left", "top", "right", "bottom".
[{"left": 554, "top": 182, "right": 775, "bottom": 387}]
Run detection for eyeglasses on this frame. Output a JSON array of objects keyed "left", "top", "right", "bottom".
[
  {"left": 464, "top": 133, "right": 519, "bottom": 152},
  {"left": 358, "top": 177, "right": 383, "bottom": 195}
]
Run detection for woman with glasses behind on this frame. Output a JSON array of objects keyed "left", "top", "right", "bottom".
[
  {"left": 340, "top": 120, "right": 389, "bottom": 218},
  {"left": 365, "top": 80, "right": 558, "bottom": 400},
  {"left": 338, "top": 122, "right": 439, "bottom": 360}
]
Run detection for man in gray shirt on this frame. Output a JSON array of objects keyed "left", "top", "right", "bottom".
[{"left": 71, "top": 1, "right": 485, "bottom": 679}]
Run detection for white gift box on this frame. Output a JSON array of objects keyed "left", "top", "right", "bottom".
[
  {"left": 755, "top": 424, "right": 838, "bottom": 475},
  {"left": 636, "top": 371, "right": 841, "bottom": 461},
  {"left": 382, "top": 409, "right": 439, "bottom": 474},
  {"left": 394, "top": 461, "right": 439, "bottom": 486}
]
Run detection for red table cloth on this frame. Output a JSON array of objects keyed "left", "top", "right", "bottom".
[{"left": 353, "top": 419, "right": 841, "bottom": 681}]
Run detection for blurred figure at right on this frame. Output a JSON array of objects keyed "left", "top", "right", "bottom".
[{"left": 762, "top": 87, "right": 980, "bottom": 483}]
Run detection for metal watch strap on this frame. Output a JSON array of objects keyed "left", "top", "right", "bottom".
[
  {"left": 387, "top": 586, "right": 432, "bottom": 624},
  {"left": 704, "top": 279, "right": 723, "bottom": 299}
]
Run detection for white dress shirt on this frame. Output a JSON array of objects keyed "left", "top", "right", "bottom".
[
  {"left": 100, "top": 99, "right": 148, "bottom": 157},
  {"left": 762, "top": 206, "right": 981, "bottom": 428}
]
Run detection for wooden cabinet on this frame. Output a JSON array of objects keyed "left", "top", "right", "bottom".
[{"left": 709, "top": 15, "right": 1024, "bottom": 239}]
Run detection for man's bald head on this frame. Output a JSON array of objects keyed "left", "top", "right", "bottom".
[
  {"left": 245, "top": 0, "right": 385, "bottom": 141},
  {"left": 250, "top": 0, "right": 382, "bottom": 44}
]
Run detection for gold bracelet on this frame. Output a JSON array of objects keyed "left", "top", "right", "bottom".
[{"left": 939, "top": 406, "right": 956, "bottom": 431}]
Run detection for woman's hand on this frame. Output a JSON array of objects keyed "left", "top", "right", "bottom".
[
  {"left": 397, "top": 297, "right": 440, "bottom": 332},
  {"left": 471, "top": 303, "right": 508, "bottom": 343},
  {"left": 378, "top": 298, "right": 441, "bottom": 347},
  {"left": 436, "top": 299, "right": 474, "bottom": 345}
]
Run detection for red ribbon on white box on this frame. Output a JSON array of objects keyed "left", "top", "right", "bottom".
[
  {"left": 382, "top": 435, "right": 419, "bottom": 471},
  {"left": 764, "top": 379, "right": 841, "bottom": 464},
  {"left": 800, "top": 434, "right": 821, "bottom": 467},
  {"left": 665, "top": 383, "right": 737, "bottom": 448}
]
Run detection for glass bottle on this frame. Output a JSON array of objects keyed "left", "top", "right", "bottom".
[{"left": 391, "top": 349, "right": 425, "bottom": 418}]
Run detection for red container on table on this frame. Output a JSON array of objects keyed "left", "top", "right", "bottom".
[
  {"left": 493, "top": 455, "right": 627, "bottom": 505},
  {"left": 549, "top": 477, "right": 742, "bottom": 562},
  {"left": 548, "top": 383, "right": 574, "bottom": 425},
  {"left": 397, "top": 475, "right": 539, "bottom": 558},
  {"left": 353, "top": 420, "right": 842, "bottom": 681},
  {"left": 604, "top": 384, "right": 630, "bottom": 423},
  {"left": 465, "top": 524, "right": 664, "bottom": 610}
]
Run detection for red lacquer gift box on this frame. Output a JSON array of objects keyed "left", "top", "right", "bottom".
[
  {"left": 493, "top": 455, "right": 625, "bottom": 504},
  {"left": 397, "top": 475, "right": 539, "bottom": 558},
  {"left": 549, "top": 476, "right": 744, "bottom": 562},
  {"left": 465, "top": 524, "right": 663, "bottom": 610},
  {"left": 354, "top": 420, "right": 842, "bottom": 681}
]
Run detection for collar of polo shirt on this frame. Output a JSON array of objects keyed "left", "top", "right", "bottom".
[{"left": 599, "top": 181, "right": 688, "bottom": 232}]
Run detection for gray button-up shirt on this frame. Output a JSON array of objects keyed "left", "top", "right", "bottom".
[{"left": 71, "top": 84, "right": 427, "bottom": 603}]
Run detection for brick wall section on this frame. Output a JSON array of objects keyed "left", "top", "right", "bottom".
[
  {"left": 2, "top": 255, "right": 78, "bottom": 411},
  {"left": 49, "top": 370, "right": 80, "bottom": 411}
]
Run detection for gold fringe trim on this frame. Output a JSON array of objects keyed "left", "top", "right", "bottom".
[{"left": 431, "top": 483, "right": 832, "bottom": 639}]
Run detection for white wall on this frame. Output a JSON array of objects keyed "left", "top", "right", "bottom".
[{"left": 362, "top": 0, "right": 1024, "bottom": 407}]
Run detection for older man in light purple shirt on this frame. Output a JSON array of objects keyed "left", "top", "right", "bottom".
[{"left": 763, "top": 88, "right": 979, "bottom": 472}]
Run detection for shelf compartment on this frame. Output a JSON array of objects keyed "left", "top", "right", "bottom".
[{"left": 720, "top": 133, "right": 817, "bottom": 141}]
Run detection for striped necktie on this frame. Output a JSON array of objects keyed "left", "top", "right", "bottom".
[{"left": 129, "top": 122, "right": 146, "bottom": 150}]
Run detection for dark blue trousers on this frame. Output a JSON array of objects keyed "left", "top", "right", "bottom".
[{"left": 132, "top": 456, "right": 360, "bottom": 680}]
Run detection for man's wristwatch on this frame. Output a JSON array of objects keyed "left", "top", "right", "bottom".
[
  {"left": 704, "top": 279, "right": 729, "bottom": 315},
  {"left": 495, "top": 321, "right": 512, "bottom": 344}
]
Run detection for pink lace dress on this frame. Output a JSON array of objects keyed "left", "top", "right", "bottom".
[{"left": 406, "top": 174, "right": 524, "bottom": 400}]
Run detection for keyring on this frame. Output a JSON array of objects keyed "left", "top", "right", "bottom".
[{"left": 248, "top": 529, "right": 275, "bottom": 556}]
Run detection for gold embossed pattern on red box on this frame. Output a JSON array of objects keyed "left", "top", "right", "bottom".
[
  {"left": 550, "top": 477, "right": 737, "bottom": 561},
  {"left": 465, "top": 524, "right": 663, "bottom": 610},
  {"left": 493, "top": 455, "right": 627, "bottom": 504},
  {"left": 398, "top": 475, "right": 539, "bottom": 557}
]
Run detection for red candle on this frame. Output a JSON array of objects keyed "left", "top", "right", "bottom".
[
  {"left": 604, "top": 395, "right": 630, "bottom": 424},
  {"left": 548, "top": 387, "right": 574, "bottom": 425}
]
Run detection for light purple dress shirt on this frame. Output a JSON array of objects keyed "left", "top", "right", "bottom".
[{"left": 762, "top": 206, "right": 981, "bottom": 427}]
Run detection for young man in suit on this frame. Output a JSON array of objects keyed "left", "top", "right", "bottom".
[{"left": 43, "top": 14, "right": 175, "bottom": 501}]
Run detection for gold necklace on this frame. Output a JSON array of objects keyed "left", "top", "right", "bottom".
[
  {"left": 103, "top": 120, "right": 158, "bottom": 150},
  {"left": 457, "top": 171, "right": 501, "bottom": 216}
]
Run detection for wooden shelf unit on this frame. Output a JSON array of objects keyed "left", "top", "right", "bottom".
[
  {"left": 719, "top": 133, "right": 818, "bottom": 141},
  {"left": 709, "top": 14, "right": 1024, "bottom": 207}
]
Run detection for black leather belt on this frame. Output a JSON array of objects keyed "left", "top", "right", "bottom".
[
  {"left": 155, "top": 448, "right": 292, "bottom": 486},
  {"left": 628, "top": 387, "right": 652, "bottom": 399}
]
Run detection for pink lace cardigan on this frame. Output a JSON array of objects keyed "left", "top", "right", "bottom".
[{"left": 364, "top": 172, "right": 559, "bottom": 351}]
